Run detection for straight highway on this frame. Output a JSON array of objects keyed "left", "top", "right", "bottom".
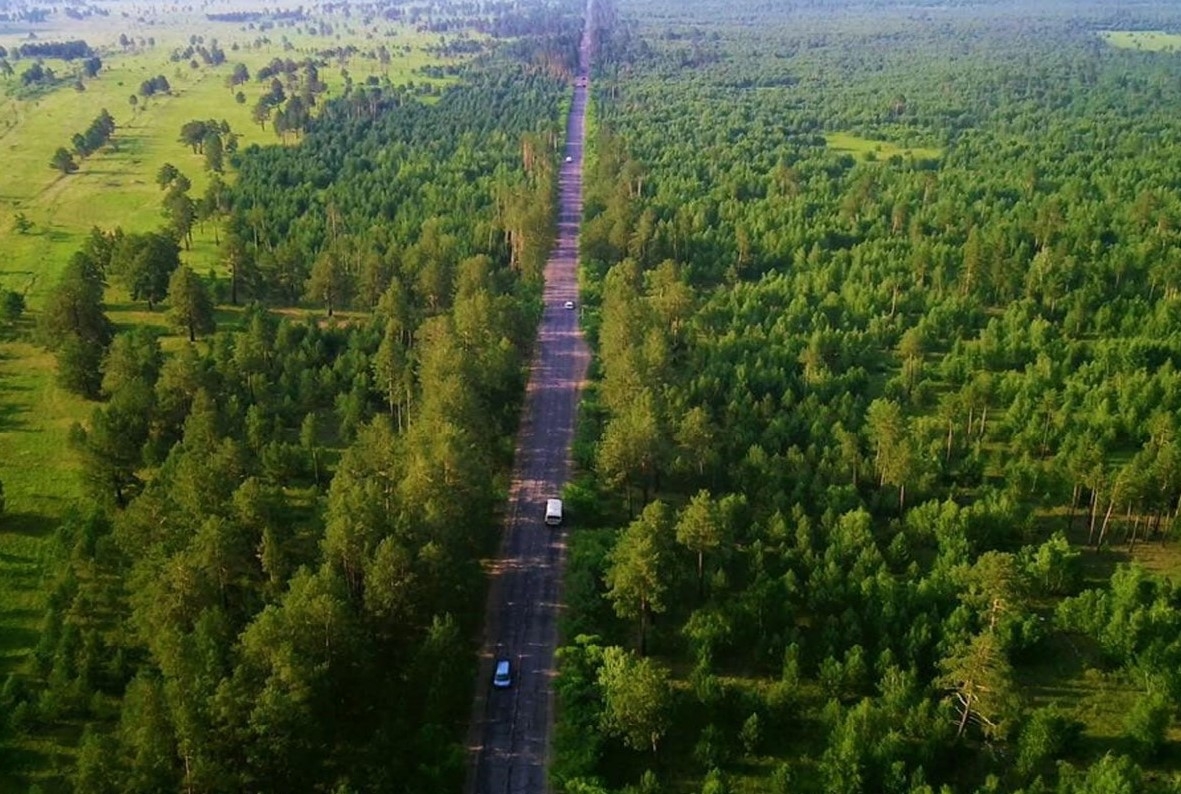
[{"left": 465, "top": 6, "right": 593, "bottom": 794}]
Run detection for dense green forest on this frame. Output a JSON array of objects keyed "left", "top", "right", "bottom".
[
  {"left": 0, "top": 3, "right": 585, "bottom": 790},
  {"left": 557, "top": 1, "right": 1181, "bottom": 792}
]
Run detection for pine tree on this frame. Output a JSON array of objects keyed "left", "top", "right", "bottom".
[{"left": 167, "top": 266, "right": 215, "bottom": 341}]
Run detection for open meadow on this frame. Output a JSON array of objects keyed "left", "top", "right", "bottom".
[{"left": 823, "top": 131, "right": 940, "bottom": 164}]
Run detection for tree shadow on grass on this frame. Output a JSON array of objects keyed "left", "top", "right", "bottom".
[
  {"left": 0, "top": 557, "right": 41, "bottom": 590},
  {"left": 0, "top": 317, "right": 37, "bottom": 344},
  {"left": 213, "top": 305, "right": 249, "bottom": 331},
  {"left": 0, "top": 549, "right": 36, "bottom": 566},
  {"left": 37, "top": 227, "right": 75, "bottom": 245},
  {"left": 0, "top": 616, "right": 38, "bottom": 659},
  {"left": 0, "top": 395, "right": 31, "bottom": 432},
  {"left": 77, "top": 168, "right": 128, "bottom": 178},
  {"left": 104, "top": 300, "right": 155, "bottom": 314},
  {"left": 111, "top": 130, "right": 150, "bottom": 157},
  {"left": 0, "top": 554, "right": 42, "bottom": 596},
  {"left": 0, "top": 745, "right": 53, "bottom": 788},
  {"left": 2, "top": 510, "right": 59, "bottom": 540},
  {"left": 1152, "top": 741, "right": 1181, "bottom": 775}
]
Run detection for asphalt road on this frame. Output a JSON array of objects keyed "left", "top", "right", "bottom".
[{"left": 464, "top": 13, "right": 593, "bottom": 794}]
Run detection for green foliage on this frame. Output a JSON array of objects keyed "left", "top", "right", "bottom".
[
  {"left": 1056, "top": 565, "right": 1181, "bottom": 688},
  {"left": 50, "top": 146, "right": 79, "bottom": 174},
  {"left": 178, "top": 118, "right": 223, "bottom": 153},
  {"left": 605, "top": 501, "right": 675, "bottom": 653},
  {"left": 693, "top": 723, "right": 728, "bottom": 770},
  {"left": 1023, "top": 532, "right": 1081, "bottom": 596},
  {"left": 700, "top": 768, "right": 729, "bottom": 794},
  {"left": 101, "top": 327, "right": 162, "bottom": 397},
  {"left": 56, "top": 336, "right": 106, "bottom": 399},
  {"left": 1016, "top": 705, "right": 1082, "bottom": 778},
  {"left": 676, "top": 490, "right": 731, "bottom": 593},
  {"left": 553, "top": 636, "right": 608, "bottom": 786},
  {"left": 110, "top": 231, "right": 181, "bottom": 308},
  {"left": 72, "top": 377, "right": 152, "bottom": 506},
  {"left": 597, "top": 646, "right": 673, "bottom": 754},
  {"left": 0, "top": 289, "right": 25, "bottom": 325},
  {"left": 940, "top": 629, "right": 1022, "bottom": 741},
  {"left": 69, "top": 109, "right": 116, "bottom": 159},
  {"left": 39, "top": 251, "right": 112, "bottom": 350},
  {"left": 1121, "top": 690, "right": 1170, "bottom": 762},
  {"left": 166, "top": 265, "right": 215, "bottom": 341},
  {"left": 204, "top": 130, "right": 224, "bottom": 173},
  {"left": 306, "top": 239, "right": 355, "bottom": 317},
  {"left": 229, "top": 59, "right": 567, "bottom": 306},
  {"left": 155, "top": 163, "right": 179, "bottom": 190},
  {"left": 74, "top": 726, "right": 120, "bottom": 794},
  {"left": 1057, "top": 754, "right": 1145, "bottom": 794}
]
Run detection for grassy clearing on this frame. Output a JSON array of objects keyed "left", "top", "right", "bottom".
[
  {"left": 1019, "top": 630, "right": 1181, "bottom": 773},
  {"left": 1099, "top": 30, "right": 1181, "bottom": 52},
  {"left": 0, "top": 337, "right": 90, "bottom": 681},
  {"left": 825, "top": 131, "right": 941, "bottom": 162}
]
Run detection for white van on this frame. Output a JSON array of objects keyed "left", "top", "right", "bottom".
[{"left": 545, "top": 498, "right": 563, "bottom": 526}]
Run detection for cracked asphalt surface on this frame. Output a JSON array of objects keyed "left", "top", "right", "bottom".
[{"left": 465, "top": 10, "right": 592, "bottom": 794}]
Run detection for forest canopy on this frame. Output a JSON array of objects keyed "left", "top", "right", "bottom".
[{"left": 556, "top": 0, "right": 1181, "bottom": 792}]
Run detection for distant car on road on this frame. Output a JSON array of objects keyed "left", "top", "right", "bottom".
[
  {"left": 493, "top": 659, "right": 512, "bottom": 688},
  {"left": 563, "top": 300, "right": 575, "bottom": 310},
  {"left": 565, "top": 155, "right": 573, "bottom": 163}
]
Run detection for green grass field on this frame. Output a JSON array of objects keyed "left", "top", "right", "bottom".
[
  {"left": 825, "top": 131, "right": 941, "bottom": 162},
  {"left": 0, "top": 337, "right": 89, "bottom": 682},
  {"left": 1099, "top": 30, "right": 1181, "bottom": 52}
]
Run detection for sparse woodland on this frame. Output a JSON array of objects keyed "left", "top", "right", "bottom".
[{"left": 0, "top": 4, "right": 584, "bottom": 790}]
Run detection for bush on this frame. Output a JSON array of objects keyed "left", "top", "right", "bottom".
[
  {"left": 563, "top": 475, "right": 608, "bottom": 527},
  {"left": 739, "top": 712, "right": 761, "bottom": 756},
  {"left": 769, "top": 763, "right": 794, "bottom": 794},
  {"left": 693, "top": 723, "right": 729, "bottom": 769},
  {"left": 1024, "top": 532, "right": 1080, "bottom": 596},
  {"left": 700, "top": 768, "right": 729, "bottom": 794},
  {"left": 0, "top": 290, "right": 25, "bottom": 324},
  {"left": 1124, "top": 690, "right": 1170, "bottom": 762},
  {"left": 1016, "top": 705, "right": 1082, "bottom": 777}
]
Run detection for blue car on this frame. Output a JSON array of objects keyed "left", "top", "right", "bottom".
[{"left": 493, "top": 659, "right": 512, "bottom": 688}]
